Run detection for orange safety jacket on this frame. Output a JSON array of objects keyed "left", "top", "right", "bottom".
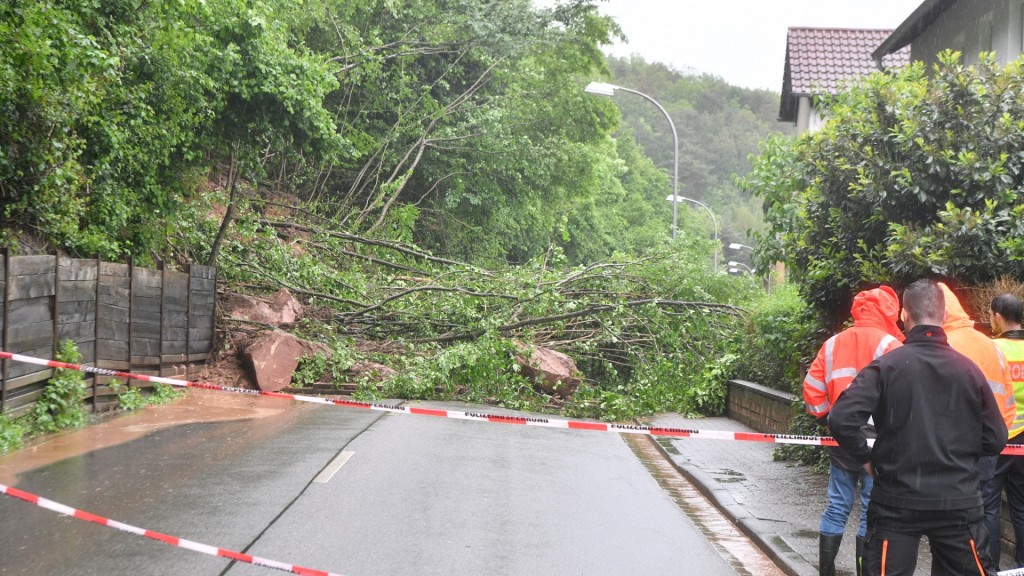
[
  {"left": 939, "top": 282, "right": 1016, "bottom": 432},
  {"left": 803, "top": 286, "right": 904, "bottom": 419}
]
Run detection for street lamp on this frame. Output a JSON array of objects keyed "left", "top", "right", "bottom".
[
  {"left": 729, "top": 242, "right": 754, "bottom": 252},
  {"left": 667, "top": 194, "right": 719, "bottom": 274},
  {"left": 585, "top": 81, "right": 680, "bottom": 240},
  {"left": 728, "top": 261, "right": 753, "bottom": 273}
]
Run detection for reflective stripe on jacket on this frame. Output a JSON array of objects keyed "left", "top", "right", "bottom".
[
  {"left": 803, "top": 286, "right": 903, "bottom": 418},
  {"left": 939, "top": 282, "right": 1016, "bottom": 431},
  {"left": 994, "top": 334, "right": 1024, "bottom": 438}
]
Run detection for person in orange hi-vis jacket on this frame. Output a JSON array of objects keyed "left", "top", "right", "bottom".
[
  {"left": 803, "top": 286, "right": 904, "bottom": 576},
  {"left": 937, "top": 282, "right": 1016, "bottom": 570}
]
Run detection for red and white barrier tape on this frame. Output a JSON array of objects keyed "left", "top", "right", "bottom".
[
  {"left": 4, "top": 350, "right": 1024, "bottom": 455},
  {"left": 0, "top": 482, "right": 342, "bottom": 576}
]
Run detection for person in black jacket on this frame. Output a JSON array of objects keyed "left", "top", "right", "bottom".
[{"left": 830, "top": 279, "right": 1008, "bottom": 576}]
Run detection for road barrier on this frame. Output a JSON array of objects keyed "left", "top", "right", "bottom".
[
  {"left": 6, "top": 348, "right": 1024, "bottom": 575},
  {"left": 4, "top": 349, "right": 1024, "bottom": 455},
  {"left": 0, "top": 482, "right": 342, "bottom": 576}
]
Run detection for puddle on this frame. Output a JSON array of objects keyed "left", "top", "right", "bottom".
[
  {"left": 0, "top": 388, "right": 295, "bottom": 486},
  {"left": 711, "top": 468, "right": 746, "bottom": 483},
  {"left": 623, "top": 433, "right": 785, "bottom": 576},
  {"left": 656, "top": 438, "right": 681, "bottom": 455}
]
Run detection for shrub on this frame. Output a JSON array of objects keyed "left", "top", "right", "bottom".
[
  {"left": 112, "top": 381, "right": 184, "bottom": 411},
  {"left": 29, "top": 340, "right": 88, "bottom": 433},
  {"left": 0, "top": 414, "right": 27, "bottom": 454},
  {"left": 729, "top": 285, "right": 825, "bottom": 395}
]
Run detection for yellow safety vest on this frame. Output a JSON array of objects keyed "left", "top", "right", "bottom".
[{"left": 994, "top": 336, "right": 1024, "bottom": 439}]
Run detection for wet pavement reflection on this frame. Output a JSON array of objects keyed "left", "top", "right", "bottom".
[{"left": 623, "top": 433, "right": 786, "bottom": 576}]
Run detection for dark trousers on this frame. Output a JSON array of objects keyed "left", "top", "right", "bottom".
[
  {"left": 981, "top": 437, "right": 1024, "bottom": 570},
  {"left": 865, "top": 501, "right": 994, "bottom": 576}
]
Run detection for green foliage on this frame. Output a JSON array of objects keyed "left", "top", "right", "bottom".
[
  {"left": 29, "top": 340, "right": 88, "bottom": 433},
  {"left": 742, "top": 52, "right": 1024, "bottom": 322},
  {"left": 359, "top": 336, "right": 542, "bottom": 411},
  {"left": 1, "top": 0, "right": 350, "bottom": 260},
  {"left": 0, "top": 414, "right": 27, "bottom": 454},
  {"left": 723, "top": 285, "right": 829, "bottom": 466},
  {"left": 149, "top": 384, "right": 184, "bottom": 405},
  {"left": 111, "top": 380, "right": 184, "bottom": 411},
  {"left": 2, "top": 0, "right": 790, "bottom": 428},
  {"left": 115, "top": 386, "right": 146, "bottom": 412},
  {"left": 605, "top": 55, "right": 791, "bottom": 249},
  {"left": 292, "top": 353, "right": 329, "bottom": 388},
  {"left": 728, "top": 285, "right": 825, "bottom": 395}
]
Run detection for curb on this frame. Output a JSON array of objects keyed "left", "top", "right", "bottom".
[{"left": 644, "top": 435, "right": 811, "bottom": 576}]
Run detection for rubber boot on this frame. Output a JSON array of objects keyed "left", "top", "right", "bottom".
[
  {"left": 855, "top": 536, "right": 866, "bottom": 576},
  {"left": 819, "top": 533, "right": 843, "bottom": 576}
]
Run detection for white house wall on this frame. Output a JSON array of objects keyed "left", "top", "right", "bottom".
[{"left": 910, "top": 0, "right": 1024, "bottom": 68}]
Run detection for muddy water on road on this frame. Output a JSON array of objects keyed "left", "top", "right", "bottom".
[{"left": 0, "top": 389, "right": 295, "bottom": 486}]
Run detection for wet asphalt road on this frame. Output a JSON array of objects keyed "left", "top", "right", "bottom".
[{"left": 0, "top": 399, "right": 739, "bottom": 575}]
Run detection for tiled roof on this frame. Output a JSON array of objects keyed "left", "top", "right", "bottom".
[
  {"left": 785, "top": 27, "right": 910, "bottom": 95},
  {"left": 779, "top": 27, "right": 911, "bottom": 122}
]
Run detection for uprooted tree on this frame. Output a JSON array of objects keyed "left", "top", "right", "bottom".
[{"left": 181, "top": 192, "right": 757, "bottom": 419}]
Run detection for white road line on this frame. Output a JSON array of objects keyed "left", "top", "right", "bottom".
[{"left": 313, "top": 451, "right": 355, "bottom": 483}]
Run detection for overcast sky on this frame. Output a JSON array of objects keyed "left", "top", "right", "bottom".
[{"left": 590, "top": 0, "right": 926, "bottom": 92}]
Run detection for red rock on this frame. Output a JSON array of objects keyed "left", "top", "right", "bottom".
[
  {"left": 241, "top": 330, "right": 327, "bottom": 392},
  {"left": 515, "top": 344, "right": 582, "bottom": 398}
]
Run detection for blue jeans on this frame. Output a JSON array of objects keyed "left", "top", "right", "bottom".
[{"left": 821, "top": 463, "right": 873, "bottom": 537}]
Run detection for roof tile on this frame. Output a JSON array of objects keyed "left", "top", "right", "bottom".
[{"left": 787, "top": 27, "right": 911, "bottom": 95}]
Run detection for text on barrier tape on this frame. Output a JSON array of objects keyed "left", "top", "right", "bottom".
[
  {"left": 4, "top": 350, "right": 1024, "bottom": 455},
  {"left": 0, "top": 482, "right": 342, "bottom": 576}
]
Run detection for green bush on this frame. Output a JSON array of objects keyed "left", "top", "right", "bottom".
[
  {"left": 729, "top": 284, "right": 825, "bottom": 395},
  {"left": 115, "top": 385, "right": 146, "bottom": 411},
  {"left": 29, "top": 340, "right": 88, "bottom": 433},
  {"left": 149, "top": 384, "right": 184, "bottom": 405},
  {"left": 725, "top": 285, "right": 830, "bottom": 467},
  {"left": 0, "top": 414, "right": 27, "bottom": 454},
  {"left": 112, "top": 381, "right": 184, "bottom": 411}
]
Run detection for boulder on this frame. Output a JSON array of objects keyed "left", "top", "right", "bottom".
[
  {"left": 349, "top": 361, "right": 398, "bottom": 382},
  {"left": 241, "top": 330, "right": 327, "bottom": 392},
  {"left": 515, "top": 344, "right": 582, "bottom": 398},
  {"left": 270, "top": 288, "right": 303, "bottom": 324},
  {"left": 221, "top": 288, "right": 303, "bottom": 326}
]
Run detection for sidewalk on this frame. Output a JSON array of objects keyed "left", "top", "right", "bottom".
[{"left": 645, "top": 414, "right": 933, "bottom": 576}]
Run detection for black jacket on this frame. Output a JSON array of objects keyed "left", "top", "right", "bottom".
[{"left": 829, "top": 325, "right": 1008, "bottom": 511}]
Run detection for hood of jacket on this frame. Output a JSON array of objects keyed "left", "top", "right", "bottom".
[
  {"left": 851, "top": 285, "right": 904, "bottom": 340},
  {"left": 939, "top": 282, "right": 975, "bottom": 333}
]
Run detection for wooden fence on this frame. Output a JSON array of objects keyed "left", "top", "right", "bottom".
[{"left": 0, "top": 252, "right": 217, "bottom": 415}]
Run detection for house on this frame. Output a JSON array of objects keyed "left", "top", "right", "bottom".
[
  {"left": 874, "top": 0, "right": 1024, "bottom": 70},
  {"left": 779, "top": 28, "right": 910, "bottom": 134}
]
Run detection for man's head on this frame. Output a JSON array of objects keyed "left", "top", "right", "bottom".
[
  {"left": 902, "top": 279, "right": 945, "bottom": 330},
  {"left": 991, "top": 293, "right": 1023, "bottom": 335}
]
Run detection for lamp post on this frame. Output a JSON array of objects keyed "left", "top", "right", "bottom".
[
  {"left": 585, "top": 81, "right": 680, "bottom": 240},
  {"left": 728, "top": 242, "right": 754, "bottom": 252},
  {"left": 727, "top": 261, "right": 753, "bottom": 273},
  {"left": 667, "top": 194, "right": 719, "bottom": 274}
]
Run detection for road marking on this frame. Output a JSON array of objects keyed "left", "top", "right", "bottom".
[{"left": 313, "top": 451, "right": 355, "bottom": 483}]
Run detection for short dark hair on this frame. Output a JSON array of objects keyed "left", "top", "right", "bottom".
[
  {"left": 903, "top": 279, "right": 944, "bottom": 325},
  {"left": 992, "top": 293, "right": 1022, "bottom": 325}
]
